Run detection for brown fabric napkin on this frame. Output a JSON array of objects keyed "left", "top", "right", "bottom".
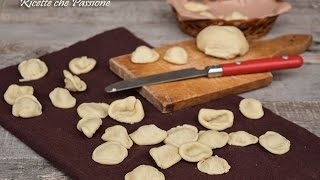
[{"left": 0, "top": 27, "right": 319, "bottom": 180}]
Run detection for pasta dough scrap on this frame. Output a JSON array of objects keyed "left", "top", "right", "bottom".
[
  {"left": 12, "top": 95, "right": 42, "bottom": 118},
  {"left": 18, "top": 58, "right": 48, "bottom": 82},
  {"left": 228, "top": 131, "right": 258, "bottom": 147},
  {"left": 197, "top": 155, "right": 231, "bottom": 175},
  {"left": 131, "top": 46, "right": 160, "bottom": 64},
  {"left": 77, "top": 102, "right": 109, "bottom": 119},
  {"left": 198, "top": 108, "right": 234, "bottom": 131},
  {"left": 63, "top": 70, "right": 87, "bottom": 92},
  {"left": 125, "top": 165, "right": 165, "bottom": 180},
  {"left": 163, "top": 46, "right": 188, "bottom": 65},
  {"left": 101, "top": 125, "right": 133, "bottom": 149},
  {"left": 92, "top": 142, "right": 128, "bottom": 165},
  {"left": 239, "top": 98, "right": 264, "bottom": 120},
  {"left": 4, "top": 84, "right": 34, "bottom": 105},
  {"left": 164, "top": 124, "right": 198, "bottom": 147},
  {"left": 49, "top": 87, "right": 76, "bottom": 109},
  {"left": 199, "top": 11, "right": 214, "bottom": 19},
  {"left": 184, "top": 2, "right": 208, "bottom": 12},
  {"left": 77, "top": 118, "right": 102, "bottom": 138},
  {"left": 198, "top": 130, "right": 229, "bottom": 149},
  {"left": 225, "top": 11, "right": 248, "bottom": 21},
  {"left": 259, "top": 131, "right": 290, "bottom": 155},
  {"left": 149, "top": 144, "right": 181, "bottom": 169},
  {"left": 179, "top": 142, "right": 213, "bottom": 162},
  {"left": 130, "top": 124, "right": 167, "bottom": 145},
  {"left": 108, "top": 96, "right": 144, "bottom": 124},
  {"left": 68, "top": 56, "right": 96, "bottom": 75}
]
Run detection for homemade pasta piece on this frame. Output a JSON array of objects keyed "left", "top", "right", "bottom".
[
  {"left": 92, "top": 142, "right": 128, "bottom": 165},
  {"left": 63, "top": 70, "right": 87, "bottom": 92},
  {"left": 184, "top": 2, "right": 208, "bottom": 12},
  {"left": 125, "top": 165, "right": 165, "bottom": 180},
  {"left": 49, "top": 87, "right": 76, "bottom": 109},
  {"left": 131, "top": 46, "right": 160, "bottom": 64},
  {"left": 198, "top": 130, "right": 229, "bottom": 149},
  {"left": 77, "top": 118, "right": 102, "bottom": 138},
  {"left": 225, "top": 11, "right": 248, "bottom": 21},
  {"left": 179, "top": 142, "right": 213, "bottom": 162},
  {"left": 199, "top": 11, "right": 214, "bottom": 19},
  {"left": 4, "top": 84, "right": 34, "bottom": 105},
  {"left": 68, "top": 56, "right": 96, "bottom": 75},
  {"left": 77, "top": 102, "right": 109, "bottom": 119},
  {"left": 197, "top": 155, "right": 231, "bottom": 175},
  {"left": 163, "top": 46, "right": 188, "bottom": 65},
  {"left": 101, "top": 125, "right": 133, "bottom": 149},
  {"left": 164, "top": 124, "right": 198, "bottom": 147},
  {"left": 198, "top": 108, "right": 234, "bottom": 131},
  {"left": 18, "top": 58, "right": 48, "bottom": 82},
  {"left": 239, "top": 98, "right": 264, "bottom": 120},
  {"left": 149, "top": 144, "right": 181, "bottom": 169},
  {"left": 12, "top": 95, "right": 42, "bottom": 118},
  {"left": 130, "top": 124, "right": 167, "bottom": 145},
  {"left": 259, "top": 131, "right": 290, "bottom": 155},
  {"left": 228, "top": 131, "right": 258, "bottom": 147}
]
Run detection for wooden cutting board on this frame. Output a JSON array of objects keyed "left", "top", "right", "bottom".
[{"left": 109, "top": 34, "right": 312, "bottom": 113}]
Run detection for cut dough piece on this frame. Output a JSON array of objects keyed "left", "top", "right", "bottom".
[
  {"left": 184, "top": 2, "right": 208, "bottom": 12},
  {"left": 199, "top": 11, "right": 214, "bottom": 19},
  {"left": 49, "top": 87, "right": 76, "bottom": 109},
  {"left": 225, "top": 11, "right": 248, "bottom": 21},
  {"left": 228, "top": 131, "right": 258, "bottom": 147},
  {"left": 68, "top": 56, "right": 96, "bottom": 75},
  {"left": 77, "top": 118, "right": 102, "bottom": 138},
  {"left": 18, "top": 58, "right": 48, "bottom": 82},
  {"left": 197, "top": 155, "right": 231, "bottom": 175},
  {"left": 163, "top": 46, "right": 188, "bottom": 65},
  {"left": 198, "top": 108, "right": 234, "bottom": 131},
  {"left": 198, "top": 130, "right": 229, "bottom": 149},
  {"left": 149, "top": 144, "right": 181, "bottom": 169},
  {"left": 179, "top": 142, "right": 213, "bottom": 162},
  {"left": 164, "top": 124, "right": 198, "bottom": 147},
  {"left": 12, "top": 95, "right": 42, "bottom": 118},
  {"left": 259, "top": 131, "right": 290, "bottom": 155},
  {"left": 77, "top": 102, "right": 109, "bottom": 119},
  {"left": 125, "top": 165, "right": 165, "bottom": 180},
  {"left": 239, "top": 98, "right": 264, "bottom": 120},
  {"left": 131, "top": 46, "right": 160, "bottom": 64},
  {"left": 101, "top": 125, "right": 133, "bottom": 149},
  {"left": 63, "top": 70, "right": 87, "bottom": 92},
  {"left": 4, "top": 84, "right": 34, "bottom": 105},
  {"left": 92, "top": 142, "right": 128, "bottom": 165},
  {"left": 130, "top": 124, "right": 167, "bottom": 146},
  {"left": 108, "top": 96, "right": 144, "bottom": 124}
]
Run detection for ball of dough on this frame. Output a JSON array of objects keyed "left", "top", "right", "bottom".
[
  {"left": 125, "top": 165, "right": 165, "bottom": 180},
  {"left": 130, "top": 124, "right": 167, "bottom": 145},
  {"left": 4, "top": 84, "right": 34, "bottom": 105},
  {"left": 77, "top": 118, "right": 102, "bottom": 138},
  {"left": 77, "top": 102, "right": 109, "bottom": 119},
  {"left": 101, "top": 125, "right": 133, "bottom": 149},
  {"left": 239, "top": 98, "right": 264, "bottom": 120},
  {"left": 196, "top": 26, "right": 249, "bottom": 59},
  {"left": 68, "top": 56, "right": 96, "bottom": 75},
  {"left": 49, "top": 88, "right": 76, "bottom": 109},
  {"left": 164, "top": 124, "right": 198, "bottom": 147},
  {"left": 184, "top": 2, "right": 208, "bottom": 12},
  {"left": 12, "top": 95, "right": 42, "bottom": 118},
  {"left": 259, "top": 131, "right": 290, "bottom": 155},
  {"left": 149, "top": 144, "right": 181, "bottom": 169},
  {"left": 163, "top": 46, "right": 188, "bottom": 65},
  {"left": 92, "top": 142, "right": 128, "bottom": 165},
  {"left": 131, "top": 46, "right": 160, "bottom": 64},
  {"left": 198, "top": 108, "right": 234, "bottom": 131},
  {"left": 197, "top": 130, "right": 229, "bottom": 149},
  {"left": 18, "top": 58, "right": 48, "bottom": 82},
  {"left": 197, "top": 155, "right": 231, "bottom": 175},
  {"left": 63, "top": 70, "right": 87, "bottom": 92},
  {"left": 225, "top": 11, "right": 248, "bottom": 21},
  {"left": 228, "top": 131, "right": 258, "bottom": 147},
  {"left": 179, "top": 142, "right": 213, "bottom": 162}
]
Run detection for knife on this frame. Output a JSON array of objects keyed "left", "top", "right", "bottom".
[{"left": 105, "top": 55, "right": 303, "bottom": 93}]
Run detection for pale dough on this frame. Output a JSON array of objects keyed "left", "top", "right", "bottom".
[
  {"left": 130, "top": 124, "right": 167, "bottom": 145},
  {"left": 101, "top": 125, "right": 133, "bottom": 149},
  {"left": 77, "top": 102, "right": 109, "bottom": 119},
  {"left": 149, "top": 144, "right": 181, "bottom": 169},
  {"left": 77, "top": 118, "right": 102, "bottom": 138},
  {"left": 259, "top": 131, "right": 290, "bottom": 155},
  {"left": 108, "top": 96, "right": 144, "bottom": 124},
  {"left": 164, "top": 124, "right": 198, "bottom": 147},
  {"left": 198, "top": 108, "right": 234, "bottom": 131},
  {"left": 12, "top": 95, "right": 42, "bottom": 118},
  {"left": 228, "top": 131, "right": 258, "bottom": 147},
  {"left": 225, "top": 11, "right": 248, "bottom": 21},
  {"left": 239, "top": 98, "right": 264, "bottom": 120},
  {"left": 131, "top": 46, "right": 160, "bottom": 64},
  {"left": 197, "top": 130, "right": 229, "bottom": 149},
  {"left": 199, "top": 11, "right": 214, "bottom": 19},
  {"left": 163, "top": 46, "right": 188, "bottom": 65},
  {"left": 92, "top": 142, "right": 128, "bottom": 165},
  {"left": 179, "top": 142, "right": 213, "bottom": 162},
  {"left": 184, "top": 2, "right": 208, "bottom": 12},
  {"left": 4, "top": 84, "right": 34, "bottom": 105},
  {"left": 197, "top": 155, "right": 231, "bottom": 175},
  {"left": 68, "top": 56, "right": 96, "bottom": 75},
  {"left": 49, "top": 87, "right": 76, "bottom": 109},
  {"left": 63, "top": 70, "right": 87, "bottom": 92},
  {"left": 18, "top": 58, "right": 48, "bottom": 82},
  {"left": 125, "top": 165, "right": 165, "bottom": 180}
]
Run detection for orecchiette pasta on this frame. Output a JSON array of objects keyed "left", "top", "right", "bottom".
[
  {"left": 77, "top": 118, "right": 102, "bottom": 138},
  {"left": 68, "top": 56, "right": 96, "bottom": 75},
  {"left": 198, "top": 108, "right": 234, "bottom": 131},
  {"left": 18, "top": 58, "right": 48, "bottom": 82},
  {"left": 77, "top": 102, "right": 109, "bottom": 119},
  {"left": 63, "top": 70, "right": 87, "bottom": 92},
  {"left": 101, "top": 125, "right": 133, "bottom": 149},
  {"left": 92, "top": 142, "right": 128, "bottom": 165},
  {"left": 49, "top": 88, "right": 76, "bottom": 109},
  {"left": 130, "top": 124, "right": 167, "bottom": 145},
  {"left": 131, "top": 46, "right": 160, "bottom": 64},
  {"left": 12, "top": 95, "right": 42, "bottom": 118},
  {"left": 4, "top": 84, "right": 34, "bottom": 105}
]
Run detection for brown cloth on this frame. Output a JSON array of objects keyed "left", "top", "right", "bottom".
[{"left": 0, "top": 28, "right": 319, "bottom": 180}]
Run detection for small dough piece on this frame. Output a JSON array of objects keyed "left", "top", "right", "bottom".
[
  {"left": 125, "top": 165, "right": 165, "bottom": 180},
  {"left": 92, "top": 142, "right": 128, "bottom": 165},
  {"left": 197, "top": 155, "right": 231, "bottom": 175},
  {"left": 63, "top": 70, "right": 87, "bottom": 92},
  {"left": 12, "top": 95, "right": 42, "bottom": 118},
  {"left": 184, "top": 2, "right": 208, "bottom": 12},
  {"left": 239, "top": 98, "right": 264, "bottom": 120},
  {"left": 259, "top": 131, "right": 290, "bottom": 155},
  {"left": 164, "top": 124, "right": 198, "bottom": 147},
  {"left": 108, "top": 96, "right": 144, "bottom": 124},
  {"left": 131, "top": 46, "right": 160, "bottom": 64},
  {"left": 49, "top": 88, "right": 76, "bottom": 109},
  {"left": 198, "top": 108, "right": 234, "bottom": 131},
  {"left": 228, "top": 131, "right": 258, "bottom": 147},
  {"left": 179, "top": 142, "right": 213, "bottom": 162},
  {"left": 199, "top": 11, "right": 214, "bottom": 19},
  {"left": 149, "top": 144, "right": 181, "bottom": 169},
  {"left": 77, "top": 102, "right": 109, "bottom": 119},
  {"left": 77, "top": 118, "right": 102, "bottom": 138},
  {"left": 198, "top": 130, "right": 229, "bottom": 149},
  {"left": 101, "top": 125, "right": 133, "bottom": 149},
  {"left": 68, "top": 56, "right": 96, "bottom": 75},
  {"left": 163, "top": 46, "right": 188, "bottom": 65},
  {"left": 18, "top": 58, "right": 48, "bottom": 82},
  {"left": 225, "top": 11, "right": 248, "bottom": 21},
  {"left": 4, "top": 84, "right": 34, "bottom": 105},
  {"left": 130, "top": 124, "right": 167, "bottom": 145}
]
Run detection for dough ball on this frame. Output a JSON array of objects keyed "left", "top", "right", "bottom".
[
  {"left": 149, "top": 144, "right": 181, "bottom": 169},
  {"left": 77, "top": 102, "right": 109, "bottom": 119},
  {"left": 92, "top": 142, "right": 128, "bottom": 165},
  {"left": 63, "top": 70, "right": 87, "bottom": 92},
  {"left": 199, "top": 11, "right": 214, "bottom": 19},
  {"left": 198, "top": 108, "right": 234, "bottom": 131},
  {"left": 77, "top": 118, "right": 102, "bottom": 138},
  {"left": 130, "top": 124, "right": 167, "bottom": 145},
  {"left": 228, "top": 131, "right": 258, "bottom": 147},
  {"left": 197, "top": 155, "right": 231, "bottom": 175},
  {"left": 18, "top": 58, "right": 48, "bottom": 82},
  {"left": 259, "top": 131, "right": 290, "bottom": 155},
  {"left": 12, "top": 95, "right": 42, "bottom": 118},
  {"left": 4, "top": 84, "right": 34, "bottom": 105},
  {"left": 184, "top": 2, "right": 208, "bottom": 12},
  {"left": 197, "top": 130, "right": 229, "bottom": 149},
  {"left": 49, "top": 87, "right": 76, "bottom": 109},
  {"left": 179, "top": 142, "right": 213, "bottom": 162},
  {"left": 239, "top": 98, "right": 264, "bottom": 120},
  {"left": 163, "top": 46, "right": 188, "bottom": 65},
  {"left": 196, "top": 26, "right": 249, "bottom": 59},
  {"left": 225, "top": 11, "right": 248, "bottom": 21},
  {"left": 131, "top": 46, "right": 160, "bottom": 64},
  {"left": 101, "top": 125, "right": 133, "bottom": 149},
  {"left": 164, "top": 124, "right": 198, "bottom": 147},
  {"left": 68, "top": 56, "right": 96, "bottom": 75},
  {"left": 108, "top": 96, "right": 144, "bottom": 124},
  {"left": 125, "top": 165, "right": 165, "bottom": 180}
]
